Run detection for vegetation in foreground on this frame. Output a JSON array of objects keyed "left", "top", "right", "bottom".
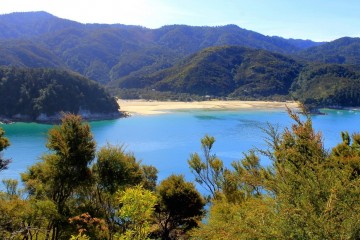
[{"left": 0, "top": 110, "right": 359, "bottom": 239}]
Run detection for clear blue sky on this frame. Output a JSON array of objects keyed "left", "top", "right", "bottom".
[{"left": 0, "top": 0, "right": 359, "bottom": 41}]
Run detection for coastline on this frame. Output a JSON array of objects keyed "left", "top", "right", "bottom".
[
  {"left": 117, "top": 99, "right": 299, "bottom": 115},
  {"left": 0, "top": 111, "right": 123, "bottom": 124},
  {"left": 0, "top": 100, "right": 300, "bottom": 124}
]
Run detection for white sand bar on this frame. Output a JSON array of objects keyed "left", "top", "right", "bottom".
[{"left": 118, "top": 99, "right": 299, "bottom": 115}]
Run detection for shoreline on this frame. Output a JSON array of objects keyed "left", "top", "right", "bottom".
[
  {"left": 117, "top": 99, "right": 299, "bottom": 115},
  {"left": 0, "top": 100, "right": 300, "bottom": 124},
  {"left": 0, "top": 111, "right": 123, "bottom": 125}
]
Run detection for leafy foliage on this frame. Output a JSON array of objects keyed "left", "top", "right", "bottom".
[
  {"left": 0, "top": 128, "right": 11, "bottom": 172},
  {"left": 1, "top": 114, "right": 161, "bottom": 239},
  {"left": 116, "top": 185, "right": 157, "bottom": 240},
  {"left": 21, "top": 114, "right": 96, "bottom": 239},
  {"left": 89, "top": 144, "right": 158, "bottom": 239},
  {"left": 188, "top": 135, "right": 224, "bottom": 199},
  {"left": 1, "top": 108, "right": 360, "bottom": 239},
  {"left": 154, "top": 175, "right": 205, "bottom": 240},
  {"left": 94, "top": 144, "right": 143, "bottom": 194},
  {"left": 190, "top": 109, "right": 360, "bottom": 239},
  {"left": 69, "top": 212, "right": 107, "bottom": 239}
]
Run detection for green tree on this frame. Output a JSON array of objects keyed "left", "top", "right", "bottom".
[
  {"left": 141, "top": 165, "right": 158, "bottom": 191},
  {"left": 222, "top": 150, "right": 265, "bottom": 203},
  {"left": 0, "top": 179, "right": 57, "bottom": 239},
  {"left": 191, "top": 197, "right": 278, "bottom": 240},
  {"left": 191, "top": 109, "right": 360, "bottom": 239},
  {"left": 89, "top": 144, "right": 157, "bottom": 239},
  {"left": 188, "top": 135, "right": 224, "bottom": 199},
  {"left": 191, "top": 150, "right": 277, "bottom": 240},
  {"left": 332, "top": 131, "right": 360, "bottom": 177},
  {"left": 154, "top": 174, "right": 205, "bottom": 240},
  {"left": 94, "top": 144, "right": 143, "bottom": 195},
  {"left": 0, "top": 128, "right": 10, "bottom": 172},
  {"left": 115, "top": 185, "right": 157, "bottom": 240},
  {"left": 267, "top": 109, "right": 360, "bottom": 239},
  {"left": 22, "top": 113, "right": 96, "bottom": 240}
]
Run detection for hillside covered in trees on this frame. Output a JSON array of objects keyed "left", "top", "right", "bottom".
[
  {"left": 112, "top": 46, "right": 302, "bottom": 99},
  {"left": 1, "top": 12, "right": 360, "bottom": 110},
  {"left": 0, "top": 12, "right": 319, "bottom": 82},
  {"left": 0, "top": 110, "right": 359, "bottom": 239},
  {"left": 295, "top": 37, "right": 360, "bottom": 65},
  {"left": 112, "top": 45, "right": 360, "bottom": 109},
  {"left": 0, "top": 67, "right": 120, "bottom": 122}
]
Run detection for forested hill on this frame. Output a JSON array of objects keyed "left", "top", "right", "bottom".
[
  {"left": 0, "top": 67, "right": 120, "bottom": 122},
  {"left": 1, "top": 12, "right": 360, "bottom": 109},
  {"left": 113, "top": 46, "right": 302, "bottom": 99},
  {"left": 0, "top": 11, "right": 321, "bottom": 84},
  {"left": 291, "top": 64, "right": 360, "bottom": 108},
  {"left": 113, "top": 46, "right": 360, "bottom": 109}
]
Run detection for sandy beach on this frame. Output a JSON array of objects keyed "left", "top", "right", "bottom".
[{"left": 117, "top": 99, "right": 299, "bottom": 115}]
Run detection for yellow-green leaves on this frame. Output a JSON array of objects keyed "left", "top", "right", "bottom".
[
  {"left": 188, "top": 134, "right": 224, "bottom": 198},
  {"left": 191, "top": 110, "right": 360, "bottom": 239},
  {"left": 0, "top": 127, "right": 10, "bottom": 172},
  {"left": 116, "top": 185, "right": 157, "bottom": 240},
  {"left": 94, "top": 144, "right": 143, "bottom": 194},
  {"left": 0, "top": 128, "right": 10, "bottom": 152}
]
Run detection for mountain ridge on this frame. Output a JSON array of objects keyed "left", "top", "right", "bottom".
[
  {"left": 0, "top": 11, "right": 322, "bottom": 84},
  {"left": 1, "top": 12, "right": 360, "bottom": 109}
]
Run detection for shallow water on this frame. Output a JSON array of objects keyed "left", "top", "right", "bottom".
[{"left": 1, "top": 108, "right": 359, "bottom": 185}]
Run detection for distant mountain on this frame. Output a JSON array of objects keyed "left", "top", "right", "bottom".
[
  {"left": 0, "top": 11, "right": 321, "bottom": 84},
  {"left": 0, "top": 67, "right": 120, "bottom": 122},
  {"left": 296, "top": 37, "right": 360, "bottom": 66},
  {"left": 274, "top": 37, "right": 324, "bottom": 49},
  {"left": 0, "top": 40, "right": 64, "bottom": 68},
  {"left": 0, "top": 11, "right": 81, "bottom": 39},
  {"left": 151, "top": 24, "right": 317, "bottom": 54}
]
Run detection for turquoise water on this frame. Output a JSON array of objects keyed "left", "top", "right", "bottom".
[{"left": 1, "top": 109, "right": 360, "bottom": 185}]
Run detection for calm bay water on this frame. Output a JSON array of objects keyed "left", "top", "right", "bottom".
[{"left": 1, "top": 108, "right": 359, "bottom": 185}]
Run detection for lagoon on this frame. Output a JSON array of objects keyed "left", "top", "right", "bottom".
[{"left": 1, "top": 108, "right": 360, "bottom": 185}]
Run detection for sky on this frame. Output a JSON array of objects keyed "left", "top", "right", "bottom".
[{"left": 0, "top": 0, "right": 359, "bottom": 42}]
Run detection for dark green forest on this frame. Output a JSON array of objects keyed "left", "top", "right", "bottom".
[
  {"left": 113, "top": 46, "right": 302, "bottom": 99},
  {"left": 0, "top": 111, "right": 359, "bottom": 239},
  {"left": 0, "top": 67, "right": 120, "bottom": 122}
]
